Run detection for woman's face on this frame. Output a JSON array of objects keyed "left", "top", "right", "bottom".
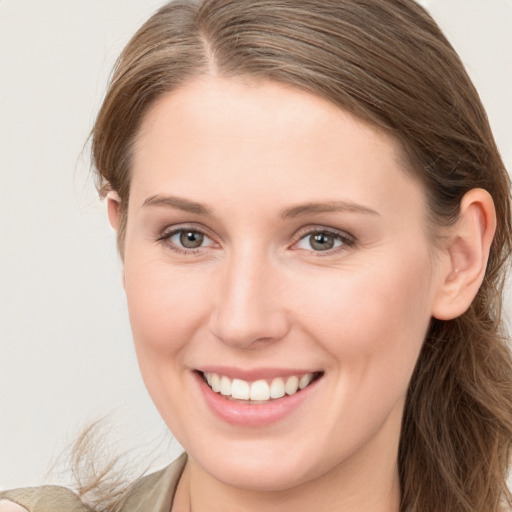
[{"left": 120, "top": 77, "right": 445, "bottom": 492}]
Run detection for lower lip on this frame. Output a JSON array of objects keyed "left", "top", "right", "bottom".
[{"left": 194, "top": 372, "right": 320, "bottom": 427}]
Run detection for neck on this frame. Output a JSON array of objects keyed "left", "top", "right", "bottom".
[
  {"left": 173, "top": 414, "right": 402, "bottom": 512},
  {"left": 187, "top": 463, "right": 400, "bottom": 512}
]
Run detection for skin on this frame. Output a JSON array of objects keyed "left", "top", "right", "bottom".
[
  {"left": 0, "top": 502, "right": 27, "bottom": 512},
  {"left": 106, "top": 77, "right": 495, "bottom": 512}
]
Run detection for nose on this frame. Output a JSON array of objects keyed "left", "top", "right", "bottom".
[{"left": 209, "top": 249, "right": 290, "bottom": 349}]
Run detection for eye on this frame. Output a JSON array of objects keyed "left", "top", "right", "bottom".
[
  {"left": 158, "top": 227, "right": 216, "bottom": 253},
  {"left": 173, "top": 230, "right": 206, "bottom": 249},
  {"left": 294, "top": 229, "right": 354, "bottom": 253}
]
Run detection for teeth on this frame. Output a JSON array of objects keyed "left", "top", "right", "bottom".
[
  {"left": 270, "top": 377, "right": 285, "bottom": 399},
  {"left": 299, "top": 373, "right": 313, "bottom": 389},
  {"left": 220, "top": 375, "right": 231, "bottom": 396},
  {"left": 285, "top": 375, "right": 299, "bottom": 395},
  {"left": 231, "top": 379, "right": 250, "bottom": 400},
  {"left": 203, "top": 372, "right": 316, "bottom": 402},
  {"left": 211, "top": 373, "right": 221, "bottom": 392},
  {"left": 250, "top": 379, "right": 270, "bottom": 401}
]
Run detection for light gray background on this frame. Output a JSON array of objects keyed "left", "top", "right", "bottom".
[{"left": 1, "top": 0, "right": 511, "bottom": 489}]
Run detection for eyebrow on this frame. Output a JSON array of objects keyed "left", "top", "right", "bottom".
[
  {"left": 142, "top": 195, "right": 379, "bottom": 219},
  {"left": 142, "top": 195, "right": 212, "bottom": 215},
  {"left": 281, "top": 201, "right": 380, "bottom": 219}
]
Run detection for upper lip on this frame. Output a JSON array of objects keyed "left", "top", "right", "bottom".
[{"left": 195, "top": 366, "right": 323, "bottom": 381}]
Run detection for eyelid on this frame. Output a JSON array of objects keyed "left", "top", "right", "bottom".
[
  {"left": 291, "top": 225, "right": 357, "bottom": 253},
  {"left": 157, "top": 223, "right": 219, "bottom": 253},
  {"left": 155, "top": 223, "right": 356, "bottom": 255}
]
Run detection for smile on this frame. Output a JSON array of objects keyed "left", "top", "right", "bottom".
[
  {"left": 195, "top": 368, "right": 324, "bottom": 426},
  {"left": 202, "top": 371, "right": 320, "bottom": 402}
]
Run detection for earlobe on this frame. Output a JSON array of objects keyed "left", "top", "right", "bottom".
[
  {"left": 432, "top": 188, "right": 496, "bottom": 321},
  {"left": 106, "top": 190, "right": 122, "bottom": 232}
]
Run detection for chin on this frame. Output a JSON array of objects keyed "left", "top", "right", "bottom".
[
  {"left": 185, "top": 433, "right": 337, "bottom": 493},
  {"left": 203, "top": 453, "right": 315, "bottom": 492}
]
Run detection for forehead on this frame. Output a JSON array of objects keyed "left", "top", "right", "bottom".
[
  {"left": 130, "top": 76, "right": 426, "bottom": 224},
  {"left": 135, "top": 76, "right": 397, "bottom": 164}
]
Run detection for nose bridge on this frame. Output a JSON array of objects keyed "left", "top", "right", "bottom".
[{"left": 209, "top": 244, "right": 288, "bottom": 348}]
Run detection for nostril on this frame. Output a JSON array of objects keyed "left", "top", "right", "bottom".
[{"left": 209, "top": 308, "right": 291, "bottom": 349}]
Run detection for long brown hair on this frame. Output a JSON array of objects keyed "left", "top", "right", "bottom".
[{"left": 91, "top": 1, "right": 512, "bottom": 510}]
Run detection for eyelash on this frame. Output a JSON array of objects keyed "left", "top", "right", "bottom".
[
  {"left": 156, "top": 225, "right": 356, "bottom": 256},
  {"left": 156, "top": 225, "right": 216, "bottom": 255},
  {"left": 293, "top": 227, "right": 356, "bottom": 255}
]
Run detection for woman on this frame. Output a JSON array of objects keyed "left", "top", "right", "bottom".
[{"left": 1, "top": 0, "right": 511, "bottom": 511}]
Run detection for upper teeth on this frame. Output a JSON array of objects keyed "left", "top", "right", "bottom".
[{"left": 204, "top": 372, "right": 315, "bottom": 401}]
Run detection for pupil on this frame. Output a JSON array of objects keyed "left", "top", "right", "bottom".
[
  {"left": 311, "top": 233, "right": 334, "bottom": 251},
  {"left": 180, "top": 231, "right": 204, "bottom": 248}
]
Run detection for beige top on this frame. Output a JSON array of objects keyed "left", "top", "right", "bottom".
[{"left": 0, "top": 453, "right": 187, "bottom": 512}]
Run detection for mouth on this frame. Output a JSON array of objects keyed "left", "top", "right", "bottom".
[
  {"left": 194, "top": 368, "right": 324, "bottom": 426},
  {"left": 198, "top": 370, "right": 324, "bottom": 404}
]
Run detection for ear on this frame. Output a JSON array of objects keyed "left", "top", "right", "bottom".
[
  {"left": 106, "top": 191, "right": 122, "bottom": 232},
  {"left": 106, "top": 190, "right": 126, "bottom": 288},
  {"left": 432, "top": 188, "right": 496, "bottom": 320}
]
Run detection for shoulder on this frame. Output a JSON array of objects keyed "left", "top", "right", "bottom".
[
  {"left": 114, "top": 452, "right": 188, "bottom": 512},
  {"left": 0, "top": 486, "right": 92, "bottom": 512},
  {"left": 0, "top": 453, "right": 187, "bottom": 512}
]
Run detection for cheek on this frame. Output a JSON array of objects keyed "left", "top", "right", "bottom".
[
  {"left": 123, "top": 254, "right": 211, "bottom": 359},
  {"left": 295, "top": 253, "right": 434, "bottom": 387},
  {"left": 287, "top": 254, "right": 435, "bottom": 453},
  {"left": 122, "top": 255, "right": 214, "bottom": 428}
]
